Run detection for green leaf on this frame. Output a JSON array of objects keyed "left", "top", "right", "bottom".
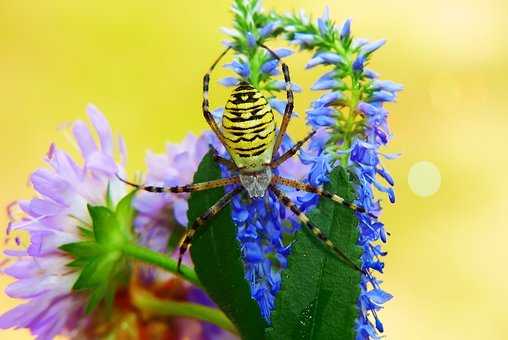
[
  {"left": 85, "top": 282, "right": 107, "bottom": 313},
  {"left": 266, "top": 166, "right": 362, "bottom": 340},
  {"left": 72, "top": 252, "right": 120, "bottom": 290},
  {"left": 116, "top": 189, "right": 137, "bottom": 239},
  {"left": 188, "top": 151, "right": 267, "bottom": 340},
  {"left": 59, "top": 241, "right": 104, "bottom": 259},
  {"left": 87, "top": 205, "right": 123, "bottom": 245}
]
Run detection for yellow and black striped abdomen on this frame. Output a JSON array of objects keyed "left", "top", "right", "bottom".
[{"left": 222, "top": 82, "right": 276, "bottom": 171}]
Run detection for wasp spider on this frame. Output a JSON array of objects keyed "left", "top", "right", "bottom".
[{"left": 119, "top": 44, "right": 373, "bottom": 275}]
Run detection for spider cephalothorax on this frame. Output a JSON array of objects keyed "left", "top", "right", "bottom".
[{"left": 119, "top": 43, "right": 373, "bottom": 275}]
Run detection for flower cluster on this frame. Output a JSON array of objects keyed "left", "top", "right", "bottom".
[
  {"left": 218, "top": 0, "right": 310, "bottom": 321},
  {"left": 278, "top": 8, "right": 402, "bottom": 339},
  {"left": 0, "top": 107, "right": 236, "bottom": 340},
  {"left": 0, "top": 105, "right": 127, "bottom": 339},
  {"left": 133, "top": 132, "right": 221, "bottom": 254}
]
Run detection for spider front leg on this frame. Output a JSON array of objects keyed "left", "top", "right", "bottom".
[
  {"left": 270, "top": 130, "right": 316, "bottom": 168},
  {"left": 209, "top": 145, "right": 237, "bottom": 172},
  {"left": 117, "top": 174, "right": 240, "bottom": 193},
  {"left": 269, "top": 185, "right": 364, "bottom": 273},
  {"left": 202, "top": 46, "right": 236, "bottom": 156},
  {"left": 259, "top": 43, "right": 294, "bottom": 160},
  {"left": 177, "top": 186, "right": 243, "bottom": 272}
]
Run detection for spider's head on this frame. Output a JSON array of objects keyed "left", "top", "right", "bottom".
[{"left": 239, "top": 167, "right": 272, "bottom": 198}]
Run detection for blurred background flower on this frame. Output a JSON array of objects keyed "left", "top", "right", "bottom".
[{"left": 1, "top": 0, "right": 507, "bottom": 339}]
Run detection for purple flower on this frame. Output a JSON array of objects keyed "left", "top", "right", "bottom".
[
  {"left": 134, "top": 132, "right": 221, "bottom": 254},
  {"left": 0, "top": 104, "right": 127, "bottom": 339}
]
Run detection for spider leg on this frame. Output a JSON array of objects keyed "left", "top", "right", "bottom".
[
  {"left": 209, "top": 145, "right": 238, "bottom": 171},
  {"left": 177, "top": 186, "right": 243, "bottom": 272},
  {"left": 203, "top": 47, "right": 236, "bottom": 155},
  {"left": 269, "top": 185, "right": 363, "bottom": 273},
  {"left": 270, "top": 130, "right": 316, "bottom": 168},
  {"left": 116, "top": 174, "right": 240, "bottom": 193},
  {"left": 272, "top": 175, "right": 377, "bottom": 219},
  {"left": 258, "top": 43, "right": 294, "bottom": 160}
]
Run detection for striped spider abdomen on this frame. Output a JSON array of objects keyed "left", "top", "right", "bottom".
[{"left": 222, "top": 81, "right": 276, "bottom": 171}]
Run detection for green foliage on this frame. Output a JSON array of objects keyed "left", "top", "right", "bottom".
[
  {"left": 188, "top": 152, "right": 267, "bottom": 340},
  {"left": 266, "top": 167, "right": 362, "bottom": 340},
  {"left": 60, "top": 190, "right": 137, "bottom": 314}
]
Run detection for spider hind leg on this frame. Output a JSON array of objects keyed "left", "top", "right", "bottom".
[
  {"left": 269, "top": 185, "right": 364, "bottom": 274},
  {"left": 177, "top": 187, "right": 243, "bottom": 272}
]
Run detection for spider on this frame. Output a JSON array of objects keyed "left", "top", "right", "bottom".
[{"left": 118, "top": 43, "right": 373, "bottom": 275}]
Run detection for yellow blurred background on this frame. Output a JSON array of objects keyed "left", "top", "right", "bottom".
[{"left": 1, "top": 0, "right": 507, "bottom": 339}]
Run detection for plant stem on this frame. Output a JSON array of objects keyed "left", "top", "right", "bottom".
[
  {"left": 122, "top": 242, "right": 201, "bottom": 288},
  {"left": 132, "top": 290, "right": 238, "bottom": 335}
]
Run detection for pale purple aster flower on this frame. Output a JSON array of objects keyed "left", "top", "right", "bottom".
[
  {"left": 0, "top": 104, "right": 127, "bottom": 339},
  {"left": 133, "top": 131, "right": 221, "bottom": 254}
]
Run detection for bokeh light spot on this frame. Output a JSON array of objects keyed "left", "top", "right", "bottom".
[{"left": 408, "top": 161, "right": 441, "bottom": 197}]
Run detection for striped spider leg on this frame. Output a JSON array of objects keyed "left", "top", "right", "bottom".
[
  {"left": 269, "top": 185, "right": 364, "bottom": 273},
  {"left": 177, "top": 186, "right": 243, "bottom": 270},
  {"left": 265, "top": 133, "right": 377, "bottom": 275},
  {"left": 117, "top": 175, "right": 242, "bottom": 272},
  {"left": 258, "top": 43, "right": 295, "bottom": 161}
]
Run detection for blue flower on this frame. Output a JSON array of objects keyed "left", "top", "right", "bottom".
[
  {"left": 271, "top": 80, "right": 301, "bottom": 92},
  {"left": 340, "top": 18, "right": 352, "bottom": 41},
  {"left": 293, "top": 33, "right": 315, "bottom": 45},
  {"left": 220, "top": 137, "right": 308, "bottom": 321},
  {"left": 261, "top": 59, "right": 279, "bottom": 75},
  {"left": 297, "top": 11, "right": 401, "bottom": 338},
  {"left": 372, "top": 80, "right": 403, "bottom": 93},
  {"left": 219, "top": 77, "right": 240, "bottom": 87},
  {"left": 311, "top": 78, "right": 341, "bottom": 91},
  {"left": 271, "top": 48, "right": 293, "bottom": 58},
  {"left": 360, "top": 39, "right": 386, "bottom": 55},
  {"left": 370, "top": 90, "right": 396, "bottom": 103},
  {"left": 306, "top": 52, "right": 344, "bottom": 69},
  {"left": 353, "top": 54, "right": 366, "bottom": 72},
  {"left": 224, "top": 59, "right": 251, "bottom": 78},
  {"left": 363, "top": 69, "right": 379, "bottom": 79},
  {"left": 260, "top": 21, "right": 278, "bottom": 38},
  {"left": 246, "top": 32, "right": 257, "bottom": 48},
  {"left": 317, "top": 6, "right": 330, "bottom": 35},
  {"left": 311, "top": 92, "right": 344, "bottom": 108}
]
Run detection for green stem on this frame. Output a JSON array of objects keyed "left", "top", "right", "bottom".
[
  {"left": 122, "top": 242, "right": 201, "bottom": 288},
  {"left": 132, "top": 290, "right": 238, "bottom": 335}
]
